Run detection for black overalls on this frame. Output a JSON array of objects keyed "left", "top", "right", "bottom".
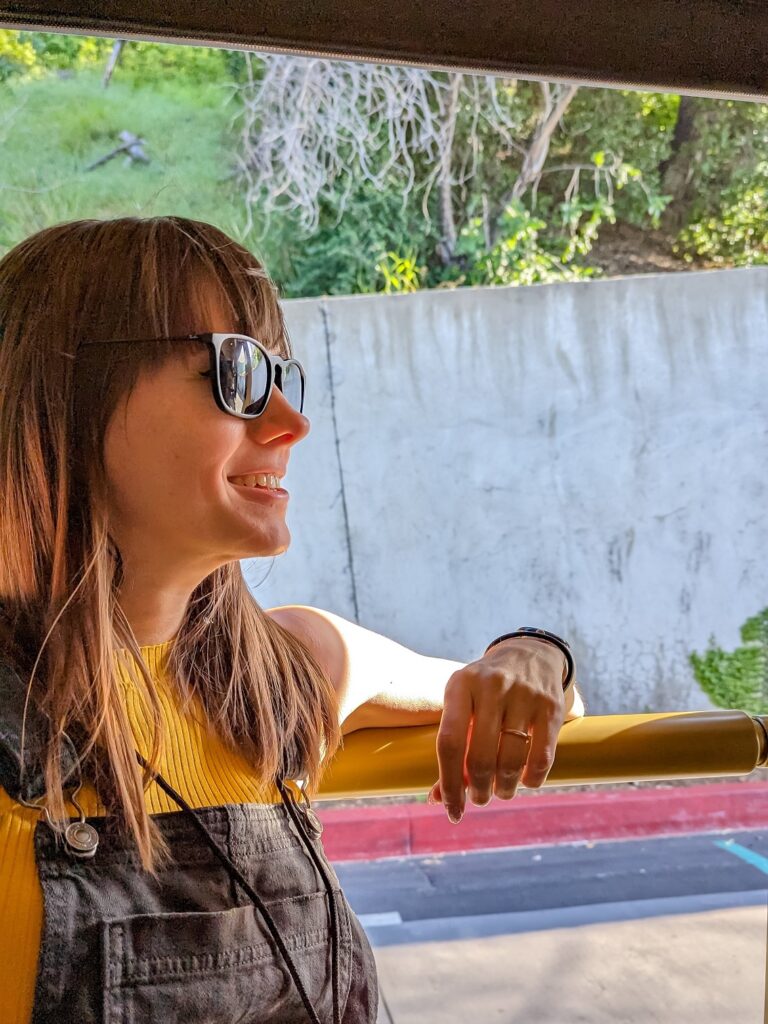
[{"left": 0, "top": 656, "right": 379, "bottom": 1023}]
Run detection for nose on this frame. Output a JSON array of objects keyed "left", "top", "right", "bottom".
[{"left": 254, "top": 383, "right": 310, "bottom": 444}]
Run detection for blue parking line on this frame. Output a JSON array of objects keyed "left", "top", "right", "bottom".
[{"left": 714, "top": 838, "right": 768, "bottom": 875}]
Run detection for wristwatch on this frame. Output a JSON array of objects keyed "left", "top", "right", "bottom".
[{"left": 484, "top": 627, "right": 575, "bottom": 693}]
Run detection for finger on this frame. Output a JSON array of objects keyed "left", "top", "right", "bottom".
[
  {"left": 494, "top": 723, "right": 532, "bottom": 800},
  {"left": 465, "top": 705, "right": 503, "bottom": 806},
  {"left": 521, "top": 702, "right": 563, "bottom": 788},
  {"left": 436, "top": 678, "right": 473, "bottom": 823},
  {"left": 427, "top": 780, "right": 442, "bottom": 805},
  {"left": 429, "top": 769, "right": 472, "bottom": 805}
]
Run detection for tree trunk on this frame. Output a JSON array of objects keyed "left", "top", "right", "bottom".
[
  {"left": 489, "top": 81, "right": 578, "bottom": 246},
  {"left": 102, "top": 40, "right": 126, "bottom": 89},
  {"left": 658, "top": 95, "right": 708, "bottom": 233},
  {"left": 436, "top": 73, "right": 463, "bottom": 266},
  {"left": 512, "top": 83, "right": 578, "bottom": 201}
]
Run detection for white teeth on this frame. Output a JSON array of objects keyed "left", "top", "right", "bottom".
[{"left": 231, "top": 473, "right": 280, "bottom": 489}]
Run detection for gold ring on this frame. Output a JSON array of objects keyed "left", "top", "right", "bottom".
[{"left": 500, "top": 728, "right": 530, "bottom": 742}]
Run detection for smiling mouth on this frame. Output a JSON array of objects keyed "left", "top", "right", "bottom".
[
  {"left": 229, "top": 473, "right": 283, "bottom": 489},
  {"left": 229, "top": 480, "right": 289, "bottom": 499}
]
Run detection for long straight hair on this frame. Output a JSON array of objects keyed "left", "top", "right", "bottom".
[{"left": 0, "top": 216, "right": 340, "bottom": 872}]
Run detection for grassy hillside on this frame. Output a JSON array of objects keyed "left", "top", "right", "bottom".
[{"left": 0, "top": 68, "right": 251, "bottom": 257}]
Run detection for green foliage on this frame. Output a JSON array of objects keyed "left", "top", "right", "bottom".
[
  {"left": 440, "top": 200, "right": 600, "bottom": 287},
  {"left": 0, "top": 29, "right": 38, "bottom": 82},
  {"left": 0, "top": 32, "right": 244, "bottom": 86},
  {"left": 690, "top": 609, "right": 768, "bottom": 714},
  {"left": 1, "top": 28, "right": 768, "bottom": 295},
  {"left": 677, "top": 182, "right": 768, "bottom": 266},
  {"left": 559, "top": 195, "right": 615, "bottom": 261},
  {"left": 672, "top": 100, "right": 768, "bottom": 265},
  {"left": 2, "top": 32, "right": 111, "bottom": 79},
  {"left": 538, "top": 89, "right": 676, "bottom": 226},
  {"left": 376, "top": 251, "right": 424, "bottom": 293},
  {"left": 255, "top": 179, "right": 437, "bottom": 298},
  {"left": 116, "top": 42, "right": 246, "bottom": 87},
  {"left": 683, "top": 101, "right": 768, "bottom": 209}
]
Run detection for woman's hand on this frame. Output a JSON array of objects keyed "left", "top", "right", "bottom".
[{"left": 428, "top": 637, "right": 568, "bottom": 823}]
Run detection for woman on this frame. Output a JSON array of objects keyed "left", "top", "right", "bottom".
[{"left": 0, "top": 216, "right": 584, "bottom": 1024}]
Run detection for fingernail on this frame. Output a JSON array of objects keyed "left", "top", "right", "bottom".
[
  {"left": 500, "top": 781, "right": 520, "bottom": 800},
  {"left": 427, "top": 791, "right": 437, "bottom": 805},
  {"left": 447, "top": 807, "right": 463, "bottom": 824},
  {"left": 469, "top": 787, "right": 490, "bottom": 806}
]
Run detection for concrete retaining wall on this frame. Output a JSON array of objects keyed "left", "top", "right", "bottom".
[{"left": 249, "top": 268, "right": 768, "bottom": 713}]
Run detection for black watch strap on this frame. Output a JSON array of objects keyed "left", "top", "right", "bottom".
[{"left": 483, "top": 627, "right": 575, "bottom": 693}]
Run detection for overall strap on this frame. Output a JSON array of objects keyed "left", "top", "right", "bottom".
[{"left": 0, "top": 656, "right": 79, "bottom": 803}]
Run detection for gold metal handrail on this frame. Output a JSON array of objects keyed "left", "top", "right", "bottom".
[{"left": 318, "top": 711, "right": 768, "bottom": 798}]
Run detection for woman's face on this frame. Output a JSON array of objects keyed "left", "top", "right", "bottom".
[{"left": 103, "top": 286, "right": 311, "bottom": 588}]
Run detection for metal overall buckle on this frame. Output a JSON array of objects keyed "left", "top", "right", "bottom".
[
  {"left": 18, "top": 779, "right": 99, "bottom": 859},
  {"left": 17, "top": 730, "right": 100, "bottom": 860}
]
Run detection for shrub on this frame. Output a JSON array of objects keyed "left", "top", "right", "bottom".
[{"left": 690, "top": 608, "right": 768, "bottom": 714}]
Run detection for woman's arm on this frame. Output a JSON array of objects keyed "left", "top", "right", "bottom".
[
  {"left": 265, "top": 604, "right": 585, "bottom": 733},
  {"left": 267, "top": 604, "right": 585, "bottom": 819}
]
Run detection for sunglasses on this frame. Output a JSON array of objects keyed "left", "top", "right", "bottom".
[{"left": 77, "top": 332, "right": 305, "bottom": 420}]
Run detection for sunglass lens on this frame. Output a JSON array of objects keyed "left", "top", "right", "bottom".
[
  {"left": 280, "top": 361, "right": 304, "bottom": 413},
  {"left": 219, "top": 337, "right": 269, "bottom": 415}
]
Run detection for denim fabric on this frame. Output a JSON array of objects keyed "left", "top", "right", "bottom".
[
  {"left": 0, "top": 657, "right": 378, "bottom": 1023},
  {"left": 30, "top": 804, "right": 378, "bottom": 1023},
  {"left": 0, "top": 659, "right": 80, "bottom": 803}
]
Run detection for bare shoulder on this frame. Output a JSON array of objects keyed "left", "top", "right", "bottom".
[{"left": 264, "top": 605, "right": 348, "bottom": 694}]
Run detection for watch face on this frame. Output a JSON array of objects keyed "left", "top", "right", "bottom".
[{"left": 520, "top": 627, "right": 571, "bottom": 651}]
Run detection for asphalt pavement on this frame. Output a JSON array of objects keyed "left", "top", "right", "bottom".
[{"left": 335, "top": 829, "right": 768, "bottom": 1023}]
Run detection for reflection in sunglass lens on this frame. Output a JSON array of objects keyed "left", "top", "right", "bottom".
[{"left": 220, "top": 337, "right": 269, "bottom": 415}]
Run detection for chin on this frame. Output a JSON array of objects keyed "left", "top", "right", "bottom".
[{"left": 251, "top": 534, "right": 291, "bottom": 557}]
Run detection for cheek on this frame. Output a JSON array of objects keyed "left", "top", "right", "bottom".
[
  {"left": 103, "top": 423, "right": 159, "bottom": 520},
  {"left": 103, "top": 402, "right": 179, "bottom": 514},
  {"left": 104, "top": 381, "right": 243, "bottom": 511},
  {"left": 181, "top": 413, "right": 240, "bottom": 461},
  {"left": 164, "top": 421, "right": 245, "bottom": 501}
]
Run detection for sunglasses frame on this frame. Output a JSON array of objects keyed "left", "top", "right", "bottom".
[{"left": 77, "top": 332, "right": 306, "bottom": 420}]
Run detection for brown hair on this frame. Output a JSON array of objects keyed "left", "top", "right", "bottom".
[{"left": 0, "top": 216, "right": 340, "bottom": 872}]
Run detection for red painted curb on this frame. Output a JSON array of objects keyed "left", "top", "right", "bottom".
[{"left": 316, "top": 782, "right": 768, "bottom": 861}]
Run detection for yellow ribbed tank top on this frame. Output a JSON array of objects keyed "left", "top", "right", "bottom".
[{"left": 0, "top": 641, "right": 284, "bottom": 1024}]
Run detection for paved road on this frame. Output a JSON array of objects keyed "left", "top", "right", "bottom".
[{"left": 335, "top": 829, "right": 768, "bottom": 1024}]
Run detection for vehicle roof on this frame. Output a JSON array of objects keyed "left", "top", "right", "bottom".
[{"left": 1, "top": 0, "right": 766, "bottom": 100}]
